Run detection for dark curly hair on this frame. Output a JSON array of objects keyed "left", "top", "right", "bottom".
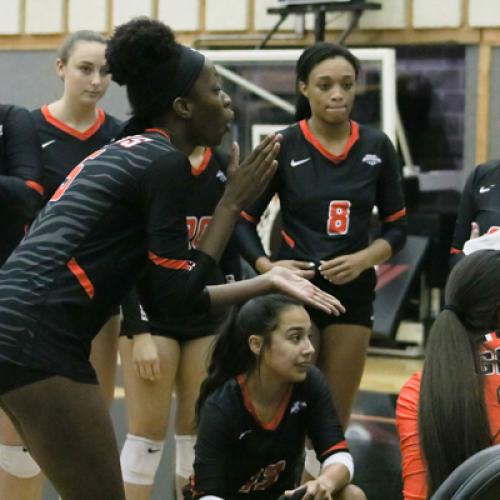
[{"left": 106, "top": 17, "right": 181, "bottom": 122}]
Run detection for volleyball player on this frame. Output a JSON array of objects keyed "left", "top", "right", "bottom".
[
  {"left": 0, "top": 32, "right": 122, "bottom": 499},
  {"left": 0, "top": 104, "right": 43, "bottom": 500},
  {"left": 119, "top": 145, "right": 242, "bottom": 499},
  {"left": 188, "top": 294, "right": 366, "bottom": 500},
  {"left": 0, "top": 18, "right": 343, "bottom": 499},
  {"left": 396, "top": 250, "right": 500, "bottom": 499},
  {"left": 450, "top": 159, "right": 500, "bottom": 267},
  {"left": 235, "top": 42, "right": 407, "bottom": 457}
]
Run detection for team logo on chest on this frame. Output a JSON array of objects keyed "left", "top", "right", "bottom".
[
  {"left": 216, "top": 170, "right": 227, "bottom": 183},
  {"left": 290, "top": 400, "right": 307, "bottom": 414},
  {"left": 362, "top": 154, "right": 382, "bottom": 166}
]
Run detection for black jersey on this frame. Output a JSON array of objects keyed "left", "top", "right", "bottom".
[
  {"left": 450, "top": 160, "right": 500, "bottom": 265},
  {"left": 32, "top": 105, "right": 121, "bottom": 204},
  {"left": 0, "top": 105, "right": 43, "bottom": 265},
  {"left": 0, "top": 129, "right": 216, "bottom": 379},
  {"left": 236, "top": 120, "right": 406, "bottom": 267},
  {"left": 121, "top": 147, "right": 241, "bottom": 339},
  {"left": 190, "top": 366, "right": 347, "bottom": 500}
]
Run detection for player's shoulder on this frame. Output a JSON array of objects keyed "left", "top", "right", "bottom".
[
  {"left": 205, "top": 377, "right": 242, "bottom": 413},
  {"left": 279, "top": 122, "right": 302, "bottom": 142},
  {"left": 101, "top": 112, "right": 123, "bottom": 138},
  {"left": 0, "top": 104, "right": 31, "bottom": 127},
  {"left": 473, "top": 159, "right": 500, "bottom": 180},
  {"left": 357, "top": 123, "right": 391, "bottom": 145}
]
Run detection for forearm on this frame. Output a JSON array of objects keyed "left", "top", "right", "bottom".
[
  {"left": 207, "top": 273, "right": 272, "bottom": 311},
  {"left": 197, "top": 198, "right": 240, "bottom": 263},
  {"left": 355, "top": 238, "right": 392, "bottom": 269},
  {"left": 319, "top": 462, "right": 350, "bottom": 495}
]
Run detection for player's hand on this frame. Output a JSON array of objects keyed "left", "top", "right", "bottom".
[
  {"left": 319, "top": 253, "right": 366, "bottom": 285},
  {"left": 284, "top": 477, "right": 335, "bottom": 499},
  {"left": 267, "top": 266, "right": 345, "bottom": 316},
  {"left": 222, "top": 133, "right": 282, "bottom": 210},
  {"left": 469, "top": 221, "right": 480, "bottom": 239},
  {"left": 132, "top": 333, "right": 161, "bottom": 381}
]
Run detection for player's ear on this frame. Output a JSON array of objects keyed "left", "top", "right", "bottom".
[
  {"left": 298, "top": 80, "right": 309, "bottom": 99},
  {"left": 56, "top": 58, "right": 65, "bottom": 81},
  {"left": 248, "top": 334, "right": 263, "bottom": 356},
  {"left": 172, "top": 97, "right": 193, "bottom": 120}
]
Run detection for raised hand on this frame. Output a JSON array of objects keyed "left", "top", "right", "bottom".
[{"left": 222, "top": 133, "right": 282, "bottom": 210}]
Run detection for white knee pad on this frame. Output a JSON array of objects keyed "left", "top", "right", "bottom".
[
  {"left": 304, "top": 448, "right": 321, "bottom": 478},
  {"left": 120, "top": 434, "right": 164, "bottom": 485},
  {"left": 0, "top": 444, "right": 41, "bottom": 478},
  {"left": 175, "top": 434, "right": 196, "bottom": 479}
]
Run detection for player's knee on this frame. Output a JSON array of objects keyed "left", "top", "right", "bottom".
[
  {"left": 334, "top": 484, "right": 367, "bottom": 500},
  {"left": 0, "top": 444, "right": 41, "bottom": 478},
  {"left": 120, "top": 433, "right": 164, "bottom": 485},
  {"left": 175, "top": 434, "right": 196, "bottom": 479}
]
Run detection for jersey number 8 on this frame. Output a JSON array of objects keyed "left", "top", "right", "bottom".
[{"left": 327, "top": 200, "right": 351, "bottom": 236}]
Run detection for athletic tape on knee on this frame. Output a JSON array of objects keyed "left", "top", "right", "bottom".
[
  {"left": 120, "top": 433, "right": 164, "bottom": 485},
  {"left": 304, "top": 448, "right": 321, "bottom": 478},
  {"left": 175, "top": 434, "right": 196, "bottom": 479},
  {"left": 0, "top": 444, "right": 41, "bottom": 478}
]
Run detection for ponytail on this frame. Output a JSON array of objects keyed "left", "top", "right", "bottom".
[{"left": 419, "top": 310, "right": 491, "bottom": 495}]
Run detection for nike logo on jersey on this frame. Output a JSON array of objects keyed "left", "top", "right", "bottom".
[
  {"left": 216, "top": 170, "right": 227, "bottom": 183},
  {"left": 290, "top": 401, "right": 307, "bottom": 414},
  {"left": 147, "top": 447, "right": 161, "bottom": 453},
  {"left": 479, "top": 184, "right": 495, "bottom": 194},
  {"left": 42, "top": 139, "right": 56, "bottom": 149},
  {"left": 290, "top": 158, "right": 311, "bottom": 168},
  {"left": 238, "top": 430, "right": 252, "bottom": 440},
  {"left": 362, "top": 154, "right": 382, "bottom": 166}
]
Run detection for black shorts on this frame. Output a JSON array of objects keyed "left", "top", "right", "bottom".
[
  {"left": 0, "top": 362, "right": 98, "bottom": 396},
  {"left": 306, "top": 268, "right": 376, "bottom": 330},
  {"left": 120, "top": 290, "right": 227, "bottom": 342}
]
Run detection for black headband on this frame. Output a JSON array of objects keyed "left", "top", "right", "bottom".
[{"left": 165, "top": 44, "right": 205, "bottom": 105}]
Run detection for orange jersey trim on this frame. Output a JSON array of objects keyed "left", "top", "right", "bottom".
[
  {"left": 25, "top": 180, "right": 44, "bottom": 196},
  {"left": 144, "top": 128, "right": 170, "bottom": 139},
  {"left": 67, "top": 257, "right": 94, "bottom": 299},
  {"left": 450, "top": 247, "right": 463, "bottom": 255},
  {"left": 299, "top": 119, "right": 360, "bottom": 164},
  {"left": 320, "top": 440, "right": 349, "bottom": 458},
  {"left": 41, "top": 105, "right": 105, "bottom": 141},
  {"left": 281, "top": 230, "right": 295, "bottom": 248},
  {"left": 383, "top": 207, "right": 407, "bottom": 223},
  {"left": 237, "top": 374, "right": 293, "bottom": 431},
  {"left": 148, "top": 251, "right": 194, "bottom": 271},
  {"left": 240, "top": 210, "right": 258, "bottom": 225},
  {"left": 191, "top": 148, "right": 212, "bottom": 176}
]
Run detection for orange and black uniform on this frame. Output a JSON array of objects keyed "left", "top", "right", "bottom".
[
  {"left": 236, "top": 120, "right": 406, "bottom": 328},
  {"left": 121, "top": 147, "right": 242, "bottom": 340},
  {"left": 189, "top": 366, "right": 348, "bottom": 500},
  {"left": 396, "top": 332, "right": 500, "bottom": 500},
  {"left": 32, "top": 104, "right": 121, "bottom": 204},
  {"left": 450, "top": 160, "right": 500, "bottom": 267},
  {"left": 0, "top": 105, "right": 43, "bottom": 265},
  {"left": 0, "top": 130, "right": 218, "bottom": 394}
]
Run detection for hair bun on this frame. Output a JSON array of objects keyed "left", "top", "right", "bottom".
[{"left": 106, "top": 17, "right": 177, "bottom": 86}]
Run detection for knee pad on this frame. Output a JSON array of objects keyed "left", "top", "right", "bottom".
[
  {"left": 175, "top": 434, "right": 196, "bottom": 479},
  {"left": 120, "top": 433, "right": 164, "bottom": 485},
  {"left": 304, "top": 448, "right": 320, "bottom": 478},
  {"left": 0, "top": 444, "right": 41, "bottom": 478}
]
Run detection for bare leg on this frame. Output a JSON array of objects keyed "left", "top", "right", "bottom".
[
  {"left": 317, "top": 324, "right": 371, "bottom": 429},
  {"left": 0, "top": 409, "right": 43, "bottom": 500},
  {"left": 120, "top": 336, "right": 180, "bottom": 500},
  {"left": 90, "top": 314, "right": 120, "bottom": 406},
  {"left": 0, "top": 376, "right": 124, "bottom": 500},
  {"left": 174, "top": 335, "right": 215, "bottom": 497}
]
